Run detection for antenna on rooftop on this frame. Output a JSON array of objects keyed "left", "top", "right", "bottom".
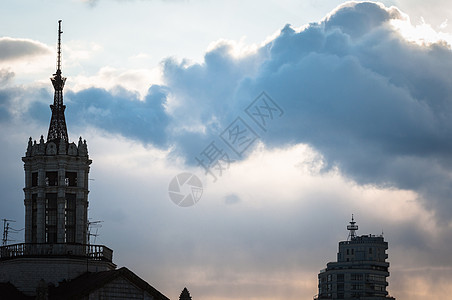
[
  {"left": 87, "top": 220, "right": 103, "bottom": 245},
  {"left": 2, "top": 219, "right": 16, "bottom": 246},
  {"left": 347, "top": 214, "right": 358, "bottom": 241}
]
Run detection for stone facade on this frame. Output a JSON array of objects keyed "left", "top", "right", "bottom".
[
  {"left": 0, "top": 256, "right": 115, "bottom": 296},
  {"left": 23, "top": 136, "right": 91, "bottom": 245}
]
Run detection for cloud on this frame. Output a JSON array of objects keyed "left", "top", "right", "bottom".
[
  {"left": 0, "top": 37, "right": 51, "bottom": 61},
  {"left": 157, "top": 1, "right": 452, "bottom": 223},
  {"left": 84, "top": 140, "right": 452, "bottom": 300},
  {"left": 70, "top": 66, "right": 162, "bottom": 99},
  {"left": 2, "top": 2, "right": 452, "bottom": 223},
  {"left": 64, "top": 85, "right": 170, "bottom": 146},
  {"left": 0, "top": 69, "right": 14, "bottom": 86}
]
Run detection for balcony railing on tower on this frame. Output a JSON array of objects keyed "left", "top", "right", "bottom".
[{"left": 0, "top": 243, "right": 113, "bottom": 262}]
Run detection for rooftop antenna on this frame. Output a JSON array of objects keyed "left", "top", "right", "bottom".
[
  {"left": 347, "top": 214, "right": 358, "bottom": 241},
  {"left": 87, "top": 220, "right": 103, "bottom": 245},
  {"left": 2, "top": 219, "right": 16, "bottom": 246}
]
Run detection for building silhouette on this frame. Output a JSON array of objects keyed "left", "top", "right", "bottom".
[
  {"left": 315, "top": 216, "right": 395, "bottom": 300},
  {"left": 0, "top": 20, "right": 170, "bottom": 300}
]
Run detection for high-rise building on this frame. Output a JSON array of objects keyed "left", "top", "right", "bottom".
[
  {"left": 0, "top": 20, "right": 169, "bottom": 300},
  {"left": 315, "top": 216, "right": 395, "bottom": 300}
]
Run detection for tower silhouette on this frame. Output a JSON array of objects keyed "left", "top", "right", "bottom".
[
  {"left": 0, "top": 20, "right": 115, "bottom": 296},
  {"left": 0, "top": 20, "right": 171, "bottom": 300}
]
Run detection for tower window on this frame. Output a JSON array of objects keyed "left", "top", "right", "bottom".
[
  {"left": 32, "top": 194, "right": 37, "bottom": 243},
  {"left": 351, "top": 273, "right": 363, "bottom": 281},
  {"left": 45, "top": 193, "right": 57, "bottom": 243},
  {"left": 45, "top": 171, "right": 58, "bottom": 186},
  {"left": 351, "top": 284, "right": 363, "bottom": 290},
  {"left": 65, "top": 193, "right": 76, "bottom": 243},
  {"left": 32, "top": 172, "right": 38, "bottom": 187},
  {"left": 65, "top": 172, "right": 77, "bottom": 187}
]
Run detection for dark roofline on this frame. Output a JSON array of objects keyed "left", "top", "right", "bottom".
[
  {"left": 0, "top": 282, "right": 33, "bottom": 300},
  {"left": 49, "top": 267, "right": 169, "bottom": 300}
]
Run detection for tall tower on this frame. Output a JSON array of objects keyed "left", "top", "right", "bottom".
[
  {"left": 23, "top": 20, "right": 89, "bottom": 245},
  {"left": 0, "top": 21, "right": 115, "bottom": 297}
]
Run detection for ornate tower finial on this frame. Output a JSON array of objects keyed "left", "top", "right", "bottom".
[
  {"left": 47, "top": 20, "right": 68, "bottom": 143},
  {"left": 347, "top": 214, "right": 358, "bottom": 241}
]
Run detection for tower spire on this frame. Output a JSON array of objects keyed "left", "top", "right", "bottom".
[{"left": 47, "top": 20, "right": 68, "bottom": 143}]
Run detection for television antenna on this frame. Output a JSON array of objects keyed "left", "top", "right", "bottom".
[
  {"left": 2, "top": 219, "right": 16, "bottom": 246},
  {"left": 87, "top": 220, "right": 103, "bottom": 245},
  {"left": 347, "top": 214, "right": 359, "bottom": 241}
]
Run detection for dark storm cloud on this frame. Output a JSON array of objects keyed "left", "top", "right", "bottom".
[
  {"left": 0, "top": 37, "right": 50, "bottom": 61},
  {"left": 2, "top": 2, "right": 452, "bottom": 221},
  {"left": 65, "top": 85, "right": 170, "bottom": 146},
  {"left": 159, "top": 1, "right": 452, "bottom": 221}
]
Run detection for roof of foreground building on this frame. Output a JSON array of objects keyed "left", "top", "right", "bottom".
[{"left": 49, "top": 267, "right": 169, "bottom": 300}]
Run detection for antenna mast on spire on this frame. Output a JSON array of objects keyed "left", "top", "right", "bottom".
[
  {"left": 56, "top": 20, "right": 63, "bottom": 73},
  {"left": 47, "top": 20, "right": 69, "bottom": 143},
  {"left": 347, "top": 214, "right": 358, "bottom": 241}
]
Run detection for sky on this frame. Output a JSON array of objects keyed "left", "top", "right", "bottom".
[{"left": 1, "top": 0, "right": 452, "bottom": 299}]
